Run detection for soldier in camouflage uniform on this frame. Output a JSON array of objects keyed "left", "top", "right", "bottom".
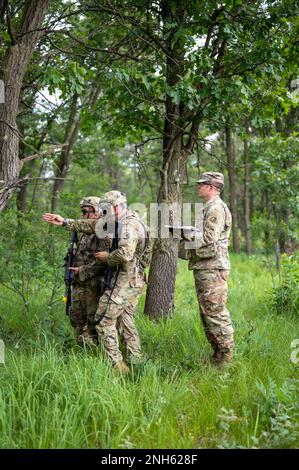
[
  {"left": 67, "top": 197, "right": 108, "bottom": 346},
  {"left": 180, "top": 172, "right": 234, "bottom": 366},
  {"left": 43, "top": 191, "right": 151, "bottom": 373},
  {"left": 93, "top": 191, "right": 151, "bottom": 372}
]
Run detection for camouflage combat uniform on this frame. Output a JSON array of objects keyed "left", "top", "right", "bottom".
[
  {"left": 64, "top": 193, "right": 151, "bottom": 366},
  {"left": 94, "top": 210, "right": 150, "bottom": 366},
  {"left": 180, "top": 173, "right": 234, "bottom": 361},
  {"left": 70, "top": 232, "right": 108, "bottom": 343},
  {"left": 65, "top": 196, "right": 107, "bottom": 345}
]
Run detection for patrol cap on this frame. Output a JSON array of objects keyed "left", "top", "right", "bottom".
[
  {"left": 197, "top": 172, "right": 224, "bottom": 190},
  {"left": 100, "top": 190, "right": 127, "bottom": 207},
  {"left": 80, "top": 196, "right": 101, "bottom": 212}
]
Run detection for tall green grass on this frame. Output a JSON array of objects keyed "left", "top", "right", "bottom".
[{"left": 0, "top": 255, "right": 298, "bottom": 448}]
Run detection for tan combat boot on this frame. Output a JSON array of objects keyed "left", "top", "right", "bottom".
[
  {"left": 115, "top": 360, "right": 130, "bottom": 374},
  {"left": 213, "top": 350, "right": 233, "bottom": 368}
]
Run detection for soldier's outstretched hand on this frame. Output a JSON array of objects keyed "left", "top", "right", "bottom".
[{"left": 43, "top": 213, "right": 64, "bottom": 225}]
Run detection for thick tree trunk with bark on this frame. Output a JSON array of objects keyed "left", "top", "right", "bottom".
[
  {"left": 243, "top": 126, "right": 252, "bottom": 254},
  {"left": 144, "top": 138, "right": 185, "bottom": 319},
  {"left": 225, "top": 125, "right": 240, "bottom": 253},
  {"left": 0, "top": 0, "right": 50, "bottom": 212},
  {"left": 144, "top": 1, "right": 225, "bottom": 319},
  {"left": 144, "top": 1, "right": 188, "bottom": 319}
]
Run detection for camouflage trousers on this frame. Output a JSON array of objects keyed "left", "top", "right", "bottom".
[
  {"left": 193, "top": 269, "right": 234, "bottom": 353},
  {"left": 70, "top": 284, "right": 101, "bottom": 343},
  {"left": 94, "top": 277, "right": 143, "bottom": 366}
]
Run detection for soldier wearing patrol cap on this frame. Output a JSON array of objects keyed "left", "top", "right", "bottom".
[
  {"left": 180, "top": 172, "right": 234, "bottom": 366},
  {"left": 197, "top": 172, "right": 225, "bottom": 190}
]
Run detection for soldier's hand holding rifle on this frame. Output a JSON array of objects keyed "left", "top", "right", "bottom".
[
  {"left": 94, "top": 251, "right": 109, "bottom": 263},
  {"left": 69, "top": 267, "right": 80, "bottom": 274}
]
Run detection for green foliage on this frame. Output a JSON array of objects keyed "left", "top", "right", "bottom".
[
  {"left": 0, "top": 209, "right": 67, "bottom": 330},
  {"left": 254, "top": 378, "right": 299, "bottom": 448},
  {"left": 250, "top": 133, "right": 299, "bottom": 251},
  {"left": 269, "top": 254, "right": 299, "bottom": 317}
]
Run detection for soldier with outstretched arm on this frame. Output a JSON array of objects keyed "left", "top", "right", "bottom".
[
  {"left": 46, "top": 197, "right": 107, "bottom": 346},
  {"left": 43, "top": 191, "right": 151, "bottom": 373}
]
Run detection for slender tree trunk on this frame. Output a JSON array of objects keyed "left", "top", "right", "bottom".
[
  {"left": 275, "top": 237, "right": 281, "bottom": 272},
  {"left": 51, "top": 83, "right": 102, "bottom": 211},
  {"left": 16, "top": 161, "right": 35, "bottom": 215},
  {"left": 51, "top": 93, "right": 81, "bottom": 212},
  {"left": 262, "top": 190, "right": 271, "bottom": 252},
  {"left": 275, "top": 111, "right": 297, "bottom": 254},
  {"left": 225, "top": 125, "right": 240, "bottom": 253},
  {"left": 243, "top": 125, "right": 252, "bottom": 254},
  {"left": 16, "top": 111, "right": 55, "bottom": 213},
  {"left": 0, "top": 0, "right": 51, "bottom": 212}
]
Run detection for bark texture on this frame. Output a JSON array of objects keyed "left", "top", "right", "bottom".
[{"left": 0, "top": 0, "right": 51, "bottom": 212}]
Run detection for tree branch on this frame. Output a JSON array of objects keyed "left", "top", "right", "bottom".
[{"left": 21, "top": 144, "right": 68, "bottom": 164}]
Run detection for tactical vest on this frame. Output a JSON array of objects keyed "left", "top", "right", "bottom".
[{"left": 121, "top": 213, "right": 152, "bottom": 269}]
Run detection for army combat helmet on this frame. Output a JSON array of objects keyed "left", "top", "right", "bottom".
[
  {"left": 197, "top": 172, "right": 224, "bottom": 190},
  {"left": 79, "top": 196, "right": 101, "bottom": 212},
  {"left": 100, "top": 190, "right": 127, "bottom": 207}
]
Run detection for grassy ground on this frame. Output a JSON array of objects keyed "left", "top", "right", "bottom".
[{"left": 0, "top": 255, "right": 298, "bottom": 449}]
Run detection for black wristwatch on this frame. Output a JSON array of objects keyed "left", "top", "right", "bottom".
[{"left": 62, "top": 218, "right": 68, "bottom": 226}]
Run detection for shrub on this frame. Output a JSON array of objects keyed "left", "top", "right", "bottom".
[{"left": 269, "top": 254, "right": 299, "bottom": 316}]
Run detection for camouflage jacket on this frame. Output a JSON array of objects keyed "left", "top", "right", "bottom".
[
  {"left": 186, "top": 195, "right": 232, "bottom": 271},
  {"left": 65, "top": 211, "right": 151, "bottom": 287},
  {"left": 70, "top": 232, "right": 109, "bottom": 287}
]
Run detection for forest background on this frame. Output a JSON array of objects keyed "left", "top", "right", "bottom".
[{"left": 0, "top": 0, "right": 298, "bottom": 449}]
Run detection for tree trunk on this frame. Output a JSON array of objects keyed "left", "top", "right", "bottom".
[
  {"left": 51, "top": 93, "right": 81, "bottom": 212},
  {"left": 51, "top": 83, "right": 102, "bottom": 211},
  {"left": 144, "top": 139, "right": 184, "bottom": 319},
  {"left": 0, "top": 0, "right": 51, "bottom": 212},
  {"left": 225, "top": 125, "right": 240, "bottom": 253},
  {"left": 16, "top": 110, "right": 54, "bottom": 214},
  {"left": 262, "top": 190, "right": 271, "bottom": 252},
  {"left": 16, "top": 162, "right": 35, "bottom": 216},
  {"left": 144, "top": 0, "right": 189, "bottom": 319},
  {"left": 275, "top": 111, "right": 297, "bottom": 254},
  {"left": 243, "top": 125, "right": 252, "bottom": 254}
]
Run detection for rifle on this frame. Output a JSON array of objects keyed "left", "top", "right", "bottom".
[
  {"left": 94, "top": 221, "right": 120, "bottom": 326},
  {"left": 102, "top": 221, "right": 119, "bottom": 290},
  {"left": 63, "top": 230, "right": 78, "bottom": 316}
]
